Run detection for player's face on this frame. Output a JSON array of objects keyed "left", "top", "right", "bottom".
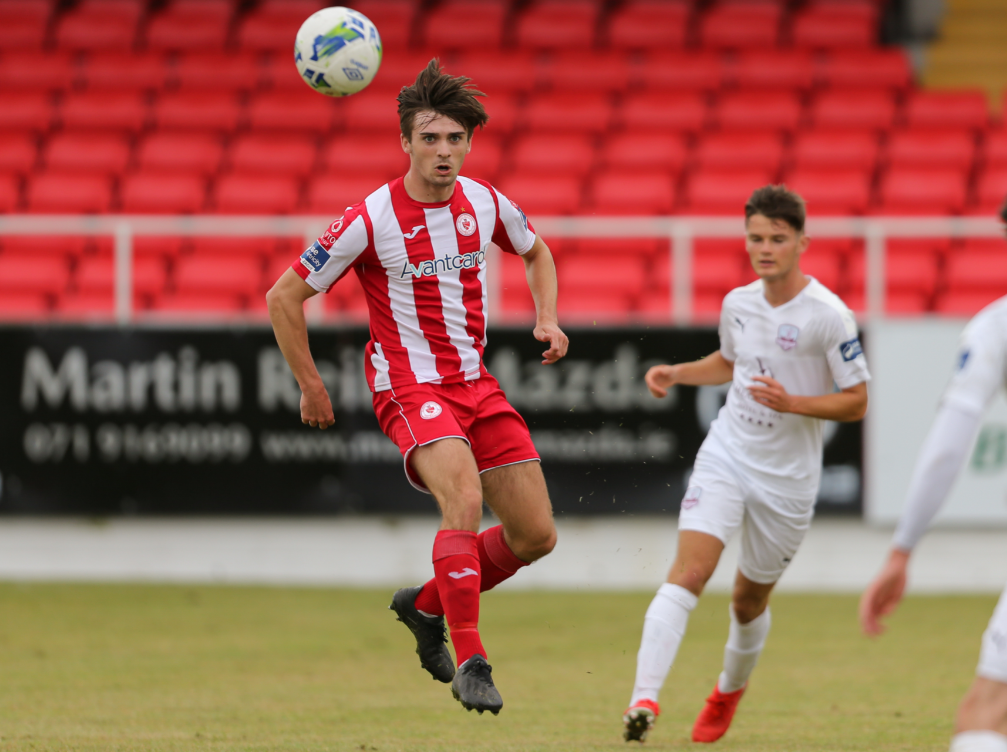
[
  {"left": 745, "top": 214, "right": 808, "bottom": 282},
  {"left": 401, "top": 111, "right": 472, "bottom": 188}
]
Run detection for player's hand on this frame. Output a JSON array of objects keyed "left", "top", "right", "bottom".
[
  {"left": 534, "top": 322, "right": 568, "bottom": 364},
  {"left": 300, "top": 385, "right": 335, "bottom": 429},
  {"left": 747, "top": 375, "right": 793, "bottom": 412},
  {"left": 859, "top": 549, "right": 910, "bottom": 637},
  {"left": 645, "top": 365, "right": 677, "bottom": 398}
]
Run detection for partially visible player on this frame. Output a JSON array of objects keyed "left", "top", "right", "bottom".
[
  {"left": 860, "top": 204, "right": 1007, "bottom": 752},
  {"left": 622, "top": 185, "right": 871, "bottom": 743},
  {"left": 266, "top": 60, "right": 568, "bottom": 715}
]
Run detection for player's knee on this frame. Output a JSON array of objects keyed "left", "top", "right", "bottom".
[
  {"left": 510, "top": 524, "right": 556, "bottom": 562},
  {"left": 731, "top": 591, "right": 769, "bottom": 624},
  {"left": 668, "top": 563, "right": 714, "bottom": 596}
]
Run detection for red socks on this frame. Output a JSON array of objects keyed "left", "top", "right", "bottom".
[
  {"left": 415, "top": 525, "right": 528, "bottom": 620},
  {"left": 430, "top": 529, "right": 485, "bottom": 667}
]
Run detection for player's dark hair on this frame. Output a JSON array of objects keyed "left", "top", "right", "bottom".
[
  {"left": 745, "top": 185, "right": 807, "bottom": 233},
  {"left": 398, "top": 58, "right": 488, "bottom": 139}
]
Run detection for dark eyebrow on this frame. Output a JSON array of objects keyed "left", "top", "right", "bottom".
[{"left": 418, "top": 131, "right": 466, "bottom": 137}]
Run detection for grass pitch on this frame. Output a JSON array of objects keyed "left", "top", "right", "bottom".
[{"left": 0, "top": 584, "right": 994, "bottom": 751}]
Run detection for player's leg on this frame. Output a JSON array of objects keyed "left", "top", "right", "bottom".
[{"left": 950, "top": 584, "right": 1007, "bottom": 751}]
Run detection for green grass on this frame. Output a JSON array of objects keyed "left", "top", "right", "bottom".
[{"left": 0, "top": 584, "right": 994, "bottom": 751}]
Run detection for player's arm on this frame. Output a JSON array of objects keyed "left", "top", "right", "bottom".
[
  {"left": 645, "top": 351, "right": 735, "bottom": 398},
  {"left": 859, "top": 403, "right": 983, "bottom": 635},
  {"left": 265, "top": 268, "right": 334, "bottom": 429},
  {"left": 522, "top": 234, "right": 568, "bottom": 365},
  {"left": 747, "top": 379, "right": 868, "bottom": 422}
]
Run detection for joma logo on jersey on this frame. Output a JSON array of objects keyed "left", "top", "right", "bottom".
[{"left": 399, "top": 249, "right": 486, "bottom": 279}]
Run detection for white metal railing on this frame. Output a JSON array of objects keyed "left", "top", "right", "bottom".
[{"left": 0, "top": 214, "right": 1003, "bottom": 325}]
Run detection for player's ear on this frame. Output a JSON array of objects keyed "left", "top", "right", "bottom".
[
  {"left": 798, "top": 232, "right": 810, "bottom": 253},
  {"left": 400, "top": 132, "right": 411, "bottom": 154}
]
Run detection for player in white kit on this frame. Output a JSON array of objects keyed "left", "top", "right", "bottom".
[
  {"left": 861, "top": 210, "right": 1007, "bottom": 752},
  {"left": 622, "top": 186, "right": 871, "bottom": 743}
]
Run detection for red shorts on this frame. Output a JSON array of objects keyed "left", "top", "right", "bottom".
[{"left": 372, "top": 374, "right": 540, "bottom": 493}]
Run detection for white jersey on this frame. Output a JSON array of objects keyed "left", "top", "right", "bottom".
[
  {"left": 941, "top": 296, "right": 1007, "bottom": 416},
  {"left": 707, "top": 277, "right": 871, "bottom": 497}
]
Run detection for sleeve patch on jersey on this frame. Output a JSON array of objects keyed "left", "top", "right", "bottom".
[
  {"left": 839, "top": 337, "right": 863, "bottom": 362},
  {"left": 509, "top": 199, "right": 528, "bottom": 230},
  {"left": 958, "top": 349, "right": 971, "bottom": 370},
  {"left": 300, "top": 241, "right": 331, "bottom": 273}
]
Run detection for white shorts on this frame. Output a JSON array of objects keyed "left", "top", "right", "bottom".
[
  {"left": 977, "top": 582, "right": 1007, "bottom": 683},
  {"left": 678, "top": 441, "right": 816, "bottom": 585}
]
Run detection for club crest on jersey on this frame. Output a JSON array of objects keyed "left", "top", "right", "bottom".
[
  {"left": 682, "top": 486, "right": 702, "bottom": 510},
  {"left": 776, "top": 324, "right": 800, "bottom": 351},
  {"left": 456, "top": 212, "right": 477, "bottom": 236},
  {"left": 399, "top": 249, "right": 486, "bottom": 279},
  {"left": 840, "top": 337, "right": 863, "bottom": 362},
  {"left": 300, "top": 241, "right": 330, "bottom": 273},
  {"left": 419, "top": 401, "right": 442, "bottom": 419}
]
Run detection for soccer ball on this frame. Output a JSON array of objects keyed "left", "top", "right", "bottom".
[{"left": 294, "top": 6, "right": 382, "bottom": 97}]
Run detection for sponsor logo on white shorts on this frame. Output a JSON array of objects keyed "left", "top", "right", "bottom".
[
  {"left": 456, "top": 213, "right": 477, "bottom": 236},
  {"left": 776, "top": 324, "right": 799, "bottom": 351},
  {"left": 420, "top": 401, "right": 442, "bottom": 419},
  {"left": 682, "top": 486, "right": 702, "bottom": 510}
]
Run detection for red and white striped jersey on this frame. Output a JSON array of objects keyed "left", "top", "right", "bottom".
[{"left": 293, "top": 175, "right": 537, "bottom": 393}]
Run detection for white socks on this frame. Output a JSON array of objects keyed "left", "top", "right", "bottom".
[
  {"left": 629, "top": 583, "right": 698, "bottom": 706},
  {"left": 950, "top": 732, "right": 1007, "bottom": 752},
  {"left": 718, "top": 605, "right": 771, "bottom": 693}
]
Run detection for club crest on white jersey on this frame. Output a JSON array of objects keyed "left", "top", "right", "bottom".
[
  {"left": 420, "top": 401, "right": 442, "bottom": 419},
  {"left": 456, "top": 212, "right": 476, "bottom": 236},
  {"left": 776, "top": 324, "right": 800, "bottom": 351},
  {"left": 682, "top": 486, "right": 702, "bottom": 510}
]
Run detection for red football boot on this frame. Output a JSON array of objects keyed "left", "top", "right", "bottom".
[
  {"left": 623, "top": 698, "right": 659, "bottom": 742},
  {"left": 692, "top": 683, "right": 746, "bottom": 743}
]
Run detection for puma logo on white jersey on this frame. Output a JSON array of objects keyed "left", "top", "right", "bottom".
[
  {"left": 448, "top": 567, "right": 478, "bottom": 579},
  {"left": 403, "top": 225, "right": 425, "bottom": 239}
]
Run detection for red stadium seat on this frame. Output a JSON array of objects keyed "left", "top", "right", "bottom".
[
  {"left": 175, "top": 256, "right": 264, "bottom": 295},
  {"left": 135, "top": 132, "right": 225, "bottom": 175},
  {"left": 348, "top": 0, "right": 418, "bottom": 49},
  {"left": 524, "top": 93, "right": 613, "bottom": 133},
  {"left": 478, "top": 92, "right": 521, "bottom": 135},
  {"left": 683, "top": 170, "right": 774, "bottom": 215},
  {"left": 790, "top": 130, "right": 880, "bottom": 171},
  {"left": 844, "top": 289, "right": 931, "bottom": 315},
  {"left": 981, "top": 130, "right": 1007, "bottom": 168},
  {"left": 134, "top": 236, "right": 185, "bottom": 259},
  {"left": 0, "top": 254, "right": 69, "bottom": 294},
  {"left": 588, "top": 170, "right": 676, "bottom": 215},
  {"left": 322, "top": 133, "right": 409, "bottom": 182},
  {"left": 934, "top": 290, "right": 1004, "bottom": 316},
  {"left": 190, "top": 236, "right": 288, "bottom": 263},
  {"left": 693, "top": 132, "right": 785, "bottom": 173},
  {"left": 75, "top": 255, "right": 167, "bottom": 296},
  {"left": 236, "top": 0, "right": 324, "bottom": 51},
  {"left": 247, "top": 91, "right": 337, "bottom": 133},
  {"left": 0, "top": 291, "right": 50, "bottom": 316},
  {"left": 945, "top": 248, "right": 1007, "bottom": 295},
  {"left": 43, "top": 133, "right": 130, "bottom": 174},
  {"left": 461, "top": 134, "right": 503, "bottom": 182},
  {"left": 971, "top": 168, "right": 1007, "bottom": 214},
  {"left": 601, "top": 131, "right": 688, "bottom": 174},
  {"left": 422, "top": 0, "right": 507, "bottom": 50},
  {"left": 173, "top": 51, "right": 264, "bottom": 92},
  {"left": 54, "top": 0, "right": 141, "bottom": 51},
  {"left": 0, "top": 174, "right": 20, "bottom": 211},
  {"left": 79, "top": 52, "right": 171, "bottom": 91},
  {"left": 699, "top": 1, "right": 782, "bottom": 48},
  {"left": 515, "top": 0, "right": 601, "bottom": 49},
  {"left": 153, "top": 91, "right": 243, "bottom": 132},
  {"left": 691, "top": 240, "right": 748, "bottom": 293},
  {"left": 784, "top": 169, "right": 872, "bottom": 214},
  {"left": 0, "top": 133, "right": 37, "bottom": 173},
  {"left": 499, "top": 251, "right": 534, "bottom": 313},
  {"left": 0, "top": 92, "right": 55, "bottom": 132},
  {"left": 557, "top": 289, "right": 632, "bottom": 319},
  {"left": 809, "top": 90, "right": 896, "bottom": 130},
  {"left": 558, "top": 254, "right": 647, "bottom": 294},
  {"left": 730, "top": 51, "right": 816, "bottom": 91},
  {"left": 800, "top": 251, "right": 842, "bottom": 290},
  {"left": 60, "top": 91, "right": 148, "bottom": 132},
  {"left": 637, "top": 51, "right": 724, "bottom": 92},
  {"left": 340, "top": 87, "right": 403, "bottom": 134},
  {"left": 713, "top": 92, "right": 802, "bottom": 132},
  {"left": 885, "top": 129, "right": 977, "bottom": 170},
  {"left": 496, "top": 174, "right": 583, "bottom": 215},
  {"left": 876, "top": 167, "right": 968, "bottom": 214},
  {"left": 150, "top": 291, "right": 246, "bottom": 313},
  {"left": 376, "top": 49, "right": 449, "bottom": 92},
  {"left": 791, "top": 9, "right": 876, "bottom": 48},
  {"left": 903, "top": 91, "right": 990, "bottom": 131},
  {"left": 228, "top": 134, "right": 318, "bottom": 176},
  {"left": 1, "top": 234, "right": 89, "bottom": 259},
  {"left": 0, "top": 15, "right": 47, "bottom": 50},
  {"left": 607, "top": 0, "right": 690, "bottom": 49},
  {"left": 212, "top": 174, "right": 302, "bottom": 214},
  {"left": 144, "top": 0, "right": 232, "bottom": 51},
  {"left": 543, "top": 52, "right": 635, "bottom": 92},
  {"left": 304, "top": 174, "right": 387, "bottom": 215},
  {"left": 0, "top": 51, "right": 76, "bottom": 91},
  {"left": 120, "top": 172, "right": 208, "bottom": 213},
  {"left": 576, "top": 238, "right": 666, "bottom": 258},
  {"left": 510, "top": 133, "right": 596, "bottom": 177},
  {"left": 450, "top": 51, "right": 541, "bottom": 95},
  {"left": 26, "top": 171, "right": 112, "bottom": 213},
  {"left": 846, "top": 245, "right": 941, "bottom": 296},
  {"left": 619, "top": 92, "right": 708, "bottom": 133},
  {"left": 817, "top": 50, "right": 912, "bottom": 91}
]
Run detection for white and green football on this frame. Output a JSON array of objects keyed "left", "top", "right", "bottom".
[{"left": 294, "top": 6, "right": 382, "bottom": 97}]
